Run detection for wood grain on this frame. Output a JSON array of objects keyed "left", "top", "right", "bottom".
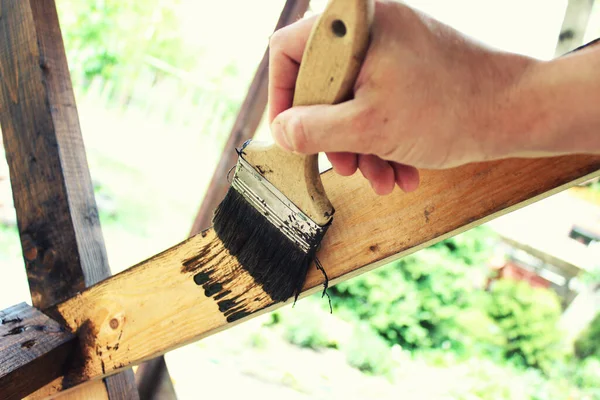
[
  {"left": 0, "top": 303, "right": 75, "bottom": 400},
  {"left": 30, "top": 154, "right": 599, "bottom": 395},
  {"left": 243, "top": 0, "right": 374, "bottom": 225},
  {"left": 189, "top": 0, "right": 311, "bottom": 234},
  {"left": 0, "top": 0, "right": 137, "bottom": 398}
]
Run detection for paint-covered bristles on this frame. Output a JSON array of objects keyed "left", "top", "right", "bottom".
[{"left": 213, "top": 188, "right": 327, "bottom": 303}]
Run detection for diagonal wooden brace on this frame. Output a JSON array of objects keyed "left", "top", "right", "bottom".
[{"left": 22, "top": 153, "right": 600, "bottom": 398}]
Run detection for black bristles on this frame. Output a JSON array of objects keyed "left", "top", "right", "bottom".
[{"left": 213, "top": 188, "right": 329, "bottom": 303}]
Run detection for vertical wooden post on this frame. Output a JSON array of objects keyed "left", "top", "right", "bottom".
[
  {"left": 0, "top": 0, "right": 138, "bottom": 398},
  {"left": 555, "top": 0, "right": 596, "bottom": 56}
]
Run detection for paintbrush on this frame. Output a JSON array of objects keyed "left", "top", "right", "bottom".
[{"left": 213, "top": 0, "right": 374, "bottom": 303}]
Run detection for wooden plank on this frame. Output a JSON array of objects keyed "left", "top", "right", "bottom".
[
  {"left": 0, "top": 303, "right": 75, "bottom": 400},
  {"left": 0, "top": 0, "right": 138, "bottom": 398},
  {"left": 22, "top": 154, "right": 596, "bottom": 395},
  {"left": 26, "top": 380, "right": 108, "bottom": 400},
  {"left": 135, "top": 358, "right": 176, "bottom": 400},
  {"left": 555, "top": 0, "right": 595, "bottom": 56},
  {"left": 189, "top": 0, "right": 310, "bottom": 235}
]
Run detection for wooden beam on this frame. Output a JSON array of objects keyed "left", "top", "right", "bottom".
[
  {"left": 135, "top": 358, "right": 176, "bottom": 400},
  {"left": 21, "top": 154, "right": 597, "bottom": 396},
  {"left": 0, "top": 303, "right": 75, "bottom": 400},
  {"left": 0, "top": 0, "right": 137, "bottom": 398},
  {"left": 189, "top": 0, "right": 310, "bottom": 235},
  {"left": 555, "top": 0, "right": 595, "bottom": 56}
]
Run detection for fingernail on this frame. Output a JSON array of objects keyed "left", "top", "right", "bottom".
[{"left": 271, "top": 119, "right": 293, "bottom": 151}]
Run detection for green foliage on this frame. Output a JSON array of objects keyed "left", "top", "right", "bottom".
[
  {"left": 486, "top": 279, "right": 564, "bottom": 372},
  {"left": 343, "top": 324, "right": 394, "bottom": 376},
  {"left": 278, "top": 302, "right": 336, "bottom": 351},
  {"left": 330, "top": 227, "right": 496, "bottom": 351},
  {"left": 58, "top": 0, "right": 195, "bottom": 88},
  {"left": 572, "top": 357, "right": 600, "bottom": 391},
  {"left": 574, "top": 312, "right": 600, "bottom": 360},
  {"left": 446, "top": 357, "right": 597, "bottom": 400}
]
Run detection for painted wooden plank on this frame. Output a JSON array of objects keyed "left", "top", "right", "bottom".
[
  {"left": 26, "top": 154, "right": 599, "bottom": 396},
  {"left": 0, "top": 0, "right": 138, "bottom": 398},
  {"left": 0, "top": 303, "right": 75, "bottom": 400}
]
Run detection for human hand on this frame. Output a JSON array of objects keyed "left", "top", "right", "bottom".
[{"left": 268, "top": 0, "right": 538, "bottom": 194}]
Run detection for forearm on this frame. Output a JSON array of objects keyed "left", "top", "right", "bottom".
[{"left": 511, "top": 40, "right": 600, "bottom": 158}]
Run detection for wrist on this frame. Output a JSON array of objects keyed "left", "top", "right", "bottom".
[
  {"left": 468, "top": 50, "right": 541, "bottom": 162},
  {"left": 502, "top": 43, "right": 600, "bottom": 158}
]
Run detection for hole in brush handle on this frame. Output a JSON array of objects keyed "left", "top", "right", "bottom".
[{"left": 331, "top": 19, "right": 347, "bottom": 37}]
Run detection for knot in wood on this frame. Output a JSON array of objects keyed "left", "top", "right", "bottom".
[
  {"left": 21, "top": 234, "right": 38, "bottom": 261},
  {"left": 42, "top": 249, "right": 57, "bottom": 269}
]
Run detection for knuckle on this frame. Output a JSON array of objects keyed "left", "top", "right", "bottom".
[
  {"left": 288, "top": 116, "right": 311, "bottom": 153},
  {"left": 351, "top": 102, "right": 392, "bottom": 155},
  {"left": 268, "top": 29, "right": 285, "bottom": 50}
]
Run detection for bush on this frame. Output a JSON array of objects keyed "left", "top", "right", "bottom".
[
  {"left": 330, "top": 227, "right": 496, "bottom": 352},
  {"left": 485, "top": 279, "right": 564, "bottom": 372},
  {"left": 343, "top": 324, "right": 394, "bottom": 376},
  {"left": 574, "top": 312, "right": 600, "bottom": 360},
  {"left": 277, "top": 301, "right": 337, "bottom": 350},
  {"left": 573, "top": 357, "right": 600, "bottom": 391}
]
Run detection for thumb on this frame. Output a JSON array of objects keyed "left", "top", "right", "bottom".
[{"left": 271, "top": 100, "right": 378, "bottom": 155}]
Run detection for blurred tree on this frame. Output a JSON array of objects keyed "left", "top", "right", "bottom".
[{"left": 57, "top": 0, "right": 194, "bottom": 89}]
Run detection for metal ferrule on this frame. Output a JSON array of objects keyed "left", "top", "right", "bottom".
[{"left": 231, "top": 156, "right": 325, "bottom": 254}]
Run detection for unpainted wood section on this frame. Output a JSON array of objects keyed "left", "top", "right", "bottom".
[
  {"left": 28, "top": 380, "right": 108, "bottom": 400},
  {"left": 243, "top": 0, "right": 374, "bottom": 225},
  {"left": 0, "top": 303, "right": 75, "bottom": 400},
  {"left": 0, "top": 0, "right": 138, "bottom": 398},
  {"left": 189, "top": 0, "right": 311, "bottom": 234},
  {"left": 29, "top": 154, "right": 600, "bottom": 396}
]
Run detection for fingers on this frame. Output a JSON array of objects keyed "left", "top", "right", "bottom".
[
  {"left": 327, "top": 153, "right": 420, "bottom": 194},
  {"left": 391, "top": 163, "right": 420, "bottom": 192},
  {"left": 268, "top": 16, "right": 317, "bottom": 124},
  {"left": 358, "top": 154, "right": 395, "bottom": 196},
  {"left": 271, "top": 98, "right": 384, "bottom": 156},
  {"left": 327, "top": 152, "right": 358, "bottom": 176}
]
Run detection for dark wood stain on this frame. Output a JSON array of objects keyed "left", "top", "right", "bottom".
[
  {"left": 213, "top": 290, "right": 231, "bottom": 301},
  {"left": 226, "top": 310, "right": 252, "bottom": 323},
  {"left": 0, "top": 302, "right": 75, "bottom": 400},
  {"left": 1, "top": 317, "right": 23, "bottom": 325},
  {"left": 193, "top": 272, "right": 211, "bottom": 286},
  {"left": 204, "top": 282, "right": 223, "bottom": 297},
  {"left": 180, "top": 244, "right": 274, "bottom": 324},
  {"left": 217, "top": 298, "right": 238, "bottom": 313},
  {"left": 181, "top": 244, "right": 224, "bottom": 274},
  {"left": 424, "top": 205, "right": 435, "bottom": 223}
]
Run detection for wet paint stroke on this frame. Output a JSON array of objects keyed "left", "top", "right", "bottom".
[{"left": 181, "top": 241, "right": 273, "bottom": 322}]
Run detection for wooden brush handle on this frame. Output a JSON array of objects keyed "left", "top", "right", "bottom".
[{"left": 243, "top": 0, "right": 374, "bottom": 225}]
